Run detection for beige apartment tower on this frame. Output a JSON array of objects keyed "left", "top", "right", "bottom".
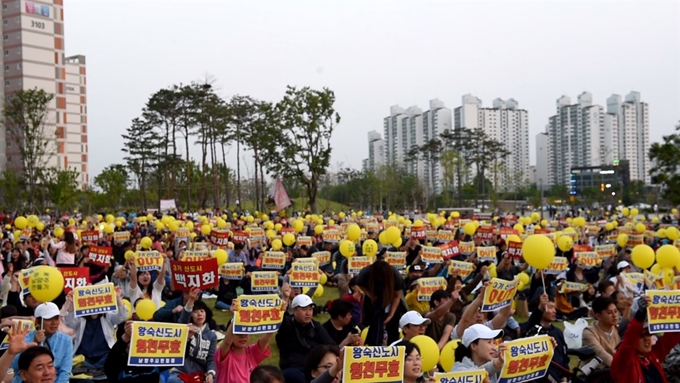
[{"left": 1, "top": 0, "right": 88, "bottom": 187}]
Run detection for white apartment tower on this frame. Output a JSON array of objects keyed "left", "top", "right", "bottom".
[
  {"left": 607, "top": 92, "right": 650, "bottom": 183},
  {"left": 535, "top": 131, "right": 550, "bottom": 190},
  {"left": 365, "top": 130, "right": 384, "bottom": 172},
  {"left": 453, "top": 95, "right": 530, "bottom": 190},
  {"left": 383, "top": 105, "right": 407, "bottom": 165}
]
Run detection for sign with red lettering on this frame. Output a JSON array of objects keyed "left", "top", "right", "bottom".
[
  {"left": 507, "top": 241, "right": 523, "bottom": 259},
  {"left": 410, "top": 226, "right": 426, "bottom": 240},
  {"left": 59, "top": 267, "right": 89, "bottom": 294},
  {"left": 342, "top": 346, "right": 404, "bottom": 383},
  {"left": 169, "top": 258, "right": 218, "bottom": 291},
  {"left": 232, "top": 231, "right": 249, "bottom": 244},
  {"left": 476, "top": 226, "right": 495, "bottom": 241},
  {"left": 439, "top": 241, "right": 460, "bottom": 260},
  {"left": 88, "top": 245, "right": 113, "bottom": 266},
  {"left": 81, "top": 230, "right": 99, "bottom": 243},
  {"left": 209, "top": 229, "right": 230, "bottom": 247}
]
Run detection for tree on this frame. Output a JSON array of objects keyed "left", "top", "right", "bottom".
[
  {"left": 260, "top": 86, "right": 340, "bottom": 213},
  {"left": 94, "top": 164, "right": 129, "bottom": 209},
  {"left": 3, "top": 88, "right": 55, "bottom": 209},
  {"left": 649, "top": 123, "right": 680, "bottom": 205},
  {"left": 440, "top": 128, "right": 472, "bottom": 207},
  {"left": 0, "top": 170, "right": 22, "bottom": 210},
  {"left": 440, "top": 149, "right": 468, "bottom": 207},
  {"left": 466, "top": 128, "right": 509, "bottom": 208},
  {"left": 42, "top": 167, "right": 79, "bottom": 211},
  {"left": 122, "top": 118, "right": 158, "bottom": 211}
]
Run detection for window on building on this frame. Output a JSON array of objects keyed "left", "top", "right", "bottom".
[
  {"left": 2, "top": 19, "right": 6, "bottom": 24},
  {"left": 3, "top": 65, "right": 7, "bottom": 71},
  {"left": 4, "top": 81, "right": 8, "bottom": 86},
  {"left": 3, "top": 35, "right": 7, "bottom": 41}
]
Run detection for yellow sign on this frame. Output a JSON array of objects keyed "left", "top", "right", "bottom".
[
  {"left": 128, "top": 322, "right": 189, "bottom": 367},
  {"left": 251, "top": 271, "right": 278, "bottom": 292},
  {"left": 311, "top": 251, "right": 331, "bottom": 266},
  {"left": 559, "top": 281, "right": 588, "bottom": 294},
  {"left": 476, "top": 246, "right": 496, "bottom": 263},
  {"left": 297, "top": 236, "right": 313, "bottom": 247},
  {"left": 421, "top": 246, "right": 443, "bottom": 264},
  {"left": 595, "top": 244, "right": 616, "bottom": 260},
  {"left": 628, "top": 234, "right": 644, "bottom": 246},
  {"left": 261, "top": 251, "right": 286, "bottom": 270},
  {"left": 0, "top": 319, "right": 34, "bottom": 351},
  {"left": 73, "top": 282, "right": 118, "bottom": 317},
  {"left": 449, "top": 260, "right": 475, "bottom": 278},
  {"left": 348, "top": 256, "right": 373, "bottom": 274},
  {"left": 135, "top": 251, "right": 163, "bottom": 272},
  {"left": 622, "top": 272, "right": 645, "bottom": 293},
  {"left": 342, "top": 346, "right": 404, "bottom": 383},
  {"left": 113, "top": 231, "right": 130, "bottom": 244},
  {"left": 416, "top": 277, "right": 447, "bottom": 301},
  {"left": 499, "top": 335, "right": 554, "bottom": 383},
  {"left": 647, "top": 290, "right": 680, "bottom": 333},
  {"left": 576, "top": 252, "right": 601, "bottom": 269},
  {"left": 543, "top": 257, "right": 568, "bottom": 275},
  {"left": 459, "top": 241, "right": 475, "bottom": 254},
  {"left": 437, "top": 230, "right": 454, "bottom": 243},
  {"left": 323, "top": 229, "right": 341, "bottom": 243},
  {"left": 645, "top": 270, "right": 664, "bottom": 289},
  {"left": 385, "top": 251, "right": 406, "bottom": 270},
  {"left": 233, "top": 294, "right": 285, "bottom": 334},
  {"left": 181, "top": 250, "right": 210, "bottom": 262},
  {"left": 219, "top": 263, "right": 244, "bottom": 280},
  {"left": 289, "top": 262, "right": 319, "bottom": 288},
  {"left": 482, "top": 277, "right": 518, "bottom": 312},
  {"left": 434, "top": 370, "right": 488, "bottom": 383}
]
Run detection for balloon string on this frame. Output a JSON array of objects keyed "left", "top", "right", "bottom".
[{"left": 541, "top": 271, "right": 546, "bottom": 294}]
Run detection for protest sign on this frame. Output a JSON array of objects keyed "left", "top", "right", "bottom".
[
  {"left": 421, "top": 246, "right": 443, "bottom": 264},
  {"left": 135, "top": 251, "right": 163, "bottom": 272},
  {"left": 348, "top": 256, "right": 373, "bottom": 274},
  {"left": 342, "top": 346, "right": 404, "bottom": 383},
  {"left": 311, "top": 251, "right": 331, "bottom": 266},
  {"left": 385, "top": 252, "right": 406, "bottom": 270},
  {"left": 181, "top": 250, "right": 210, "bottom": 262},
  {"left": 647, "top": 290, "right": 680, "bottom": 333},
  {"left": 88, "top": 245, "right": 113, "bottom": 266},
  {"left": 251, "top": 271, "right": 279, "bottom": 292},
  {"left": 113, "top": 231, "right": 130, "bottom": 245},
  {"left": 499, "top": 335, "right": 554, "bottom": 383},
  {"left": 482, "top": 277, "right": 518, "bottom": 312},
  {"left": 476, "top": 246, "right": 497, "bottom": 263},
  {"left": 261, "top": 251, "right": 286, "bottom": 270},
  {"left": 439, "top": 241, "right": 460, "bottom": 260},
  {"left": 289, "top": 262, "right": 319, "bottom": 288},
  {"left": 59, "top": 267, "right": 89, "bottom": 294},
  {"left": 543, "top": 257, "right": 568, "bottom": 275},
  {"left": 128, "top": 322, "right": 188, "bottom": 367},
  {"left": 434, "top": 370, "right": 487, "bottom": 383},
  {"left": 437, "top": 230, "right": 454, "bottom": 243},
  {"left": 209, "top": 229, "right": 230, "bottom": 247},
  {"left": 416, "top": 277, "right": 447, "bottom": 301},
  {"left": 575, "top": 252, "right": 601, "bottom": 269},
  {"left": 459, "top": 241, "right": 475, "bottom": 255},
  {"left": 449, "top": 260, "right": 476, "bottom": 278},
  {"left": 219, "top": 263, "right": 244, "bottom": 280},
  {"left": 81, "top": 230, "right": 99, "bottom": 243},
  {"left": 0, "top": 319, "right": 34, "bottom": 350},
  {"left": 595, "top": 244, "right": 616, "bottom": 261},
  {"left": 233, "top": 294, "right": 285, "bottom": 334},
  {"left": 170, "top": 258, "right": 218, "bottom": 291},
  {"left": 73, "top": 282, "right": 118, "bottom": 317}
]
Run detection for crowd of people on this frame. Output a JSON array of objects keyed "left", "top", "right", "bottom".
[{"left": 0, "top": 209, "right": 679, "bottom": 383}]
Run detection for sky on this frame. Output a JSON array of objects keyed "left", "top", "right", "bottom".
[{"left": 64, "top": 0, "right": 680, "bottom": 179}]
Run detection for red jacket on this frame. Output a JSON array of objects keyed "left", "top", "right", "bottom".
[{"left": 611, "top": 317, "right": 680, "bottom": 383}]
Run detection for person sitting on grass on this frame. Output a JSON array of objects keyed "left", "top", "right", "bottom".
[
  {"left": 215, "top": 298, "right": 282, "bottom": 383},
  {"left": 321, "top": 300, "right": 360, "bottom": 346}
]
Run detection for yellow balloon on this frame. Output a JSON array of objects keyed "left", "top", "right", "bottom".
[
  {"left": 541, "top": 219, "right": 548, "bottom": 227},
  {"left": 168, "top": 221, "right": 180, "bottom": 232},
  {"left": 393, "top": 237, "right": 403, "bottom": 248},
  {"left": 271, "top": 239, "right": 283, "bottom": 251},
  {"left": 557, "top": 236, "right": 573, "bottom": 252},
  {"left": 275, "top": 223, "right": 283, "bottom": 232},
  {"left": 28, "top": 266, "right": 64, "bottom": 303},
  {"left": 439, "top": 339, "right": 460, "bottom": 371},
  {"left": 104, "top": 224, "right": 114, "bottom": 234},
  {"left": 201, "top": 224, "right": 212, "bottom": 236},
  {"left": 314, "top": 225, "right": 324, "bottom": 235},
  {"left": 140, "top": 237, "right": 152, "bottom": 249},
  {"left": 667, "top": 227, "right": 680, "bottom": 242},
  {"left": 489, "top": 263, "right": 497, "bottom": 278},
  {"left": 125, "top": 250, "right": 135, "bottom": 261},
  {"left": 185, "top": 221, "right": 194, "bottom": 231},
  {"left": 631, "top": 244, "right": 655, "bottom": 269},
  {"left": 564, "top": 227, "right": 576, "bottom": 234},
  {"left": 635, "top": 223, "right": 646, "bottom": 234},
  {"left": 463, "top": 222, "right": 477, "bottom": 236},
  {"left": 361, "top": 327, "right": 370, "bottom": 344},
  {"left": 338, "top": 212, "right": 346, "bottom": 220},
  {"left": 652, "top": 217, "right": 659, "bottom": 224},
  {"left": 410, "top": 335, "right": 439, "bottom": 371},
  {"left": 378, "top": 231, "right": 390, "bottom": 245},
  {"left": 122, "top": 299, "right": 133, "bottom": 320},
  {"left": 414, "top": 220, "right": 423, "bottom": 227},
  {"left": 673, "top": 208, "right": 678, "bottom": 215},
  {"left": 518, "top": 272, "right": 530, "bottom": 286},
  {"left": 651, "top": 263, "right": 661, "bottom": 275},
  {"left": 384, "top": 226, "right": 401, "bottom": 244},
  {"left": 347, "top": 224, "right": 361, "bottom": 241},
  {"left": 617, "top": 234, "right": 629, "bottom": 248},
  {"left": 314, "top": 284, "right": 324, "bottom": 298},
  {"left": 339, "top": 240, "right": 356, "bottom": 258},
  {"left": 631, "top": 208, "right": 639, "bottom": 217},
  {"left": 658, "top": 228, "right": 668, "bottom": 239},
  {"left": 135, "top": 299, "right": 157, "bottom": 320},
  {"left": 605, "top": 222, "right": 614, "bottom": 231},
  {"left": 531, "top": 212, "right": 540, "bottom": 222},
  {"left": 217, "top": 219, "right": 227, "bottom": 229},
  {"left": 293, "top": 220, "right": 304, "bottom": 233},
  {"left": 622, "top": 207, "right": 630, "bottom": 216},
  {"left": 656, "top": 245, "right": 680, "bottom": 269},
  {"left": 36, "top": 222, "right": 44, "bottom": 232},
  {"left": 54, "top": 227, "right": 64, "bottom": 238},
  {"left": 328, "top": 219, "right": 335, "bottom": 226},
  {"left": 523, "top": 235, "right": 556, "bottom": 269},
  {"left": 266, "top": 229, "right": 277, "bottom": 239},
  {"left": 106, "top": 214, "right": 115, "bottom": 223},
  {"left": 663, "top": 268, "right": 674, "bottom": 286},
  {"left": 513, "top": 223, "right": 524, "bottom": 235},
  {"left": 283, "top": 233, "right": 296, "bottom": 247},
  {"left": 319, "top": 273, "right": 328, "bottom": 285},
  {"left": 214, "top": 248, "right": 228, "bottom": 266},
  {"left": 506, "top": 234, "right": 522, "bottom": 245},
  {"left": 362, "top": 239, "right": 378, "bottom": 257},
  {"left": 14, "top": 216, "right": 27, "bottom": 230}
]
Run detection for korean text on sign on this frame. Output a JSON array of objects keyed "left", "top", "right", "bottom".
[
  {"left": 559, "top": 282, "right": 588, "bottom": 294},
  {"left": 261, "top": 251, "right": 286, "bottom": 270},
  {"left": 439, "top": 241, "right": 461, "bottom": 260},
  {"left": 459, "top": 241, "right": 475, "bottom": 255},
  {"left": 135, "top": 251, "right": 163, "bottom": 272},
  {"left": 437, "top": 230, "right": 454, "bottom": 243},
  {"left": 251, "top": 271, "right": 279, "bottom": 292},
  {"left": 434, "top": 370, "right": 488, "bottom": 383},
  {"left": 170, "top": 258, "right": 218, "bottom": 291},
  {"left": 499, "top": 335, "right": 554, "bottom": 383},
  {"left": 81, "top": 230, "right": 99, "bottom": 243},
  {"left": 482, "top": 277, "right": 519, "bottom": 312},
  {"left": 416, "top": 277, "right": 447, "bottom": 301},
  {"left": 385, "top": 252, "right": 406, "bottom": 270},
  {"left": 647, "top": 290, "right": 680, "bottom": 333},
  {"left": 348, "top": 256, "right": 373, "bottom": 274},
  {"left": 507, "top": 241, "right": 522, "bottom": 259},
  {"left": 88, "top": 245, "right": 113, "bottom": 266},
  {"left": 595, "top": 244, "right": 616, "bottom": 260},
  {"left": 323, "top": 229, "right": 341, "bottom": 243},
  {"left": 219, "top": 263, "right": 244, "bottom": 280},
  {"left": 231, "top": 231, "right": 249, "bottom": 243},
  {"left": 113, "top": 231, "right": 130, "bottom": 244},
  {"left": 59, "top": 267, "right": 89, "bottom": 294},
  {"left": 342, "top": 346, "right": 404, "bottom": 383},
  {"left": 543, "top": 257, "right": 568, "bottom": 275},
  {"left": 289, "top": 262, "right": 319, "bottom": 288},
  {"left": 312, "top": 251, "right": 331, "bottom": 266},
  {"left": 0, "top": 320, "right": 34, "bottom": 350},
  {"left": 576, "top": 252, "right": 601, "bottom": 269},
  {"left": 297, "top": 236, "right": 313, "bottom": 247},
  {"left": 128, "top": 322, "right": 188, "bottom": 367},
  {"left": 73, "top": 282, "right": 118, "bottom": 317},
  {"left": 209, "top": 229, "right": 230, "bottom": 247},
  {"left": 410, "top": 226, "right": 426, "bottom": 240},
  {"left": 476, "top": 246, "right": 497, "bottom": 263},
  {"left": 181, "top": 250, "right": 210, "bottom": 262},
  {"left": 421, "top": 246, "right": 443, "bottom": 264},
  {"left": 449, "top": 260, "right": 475, "bottom": 278},
  {"left": 233, "top": 294, "right": 284, "bottom": 335}
]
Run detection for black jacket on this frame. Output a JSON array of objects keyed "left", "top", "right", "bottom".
[
  {"left": 104, "top": 338, "right": 166, "bottom": 383},
  {"left": 524, "top": 306, "right": 570, "bottom": 381},
  {"left": 275, "top": 314, "right": 336, "bottom": 370}
]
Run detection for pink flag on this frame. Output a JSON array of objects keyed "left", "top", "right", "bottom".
[{"left": 274, "top": 177, "right": 291, "bottom": 212}]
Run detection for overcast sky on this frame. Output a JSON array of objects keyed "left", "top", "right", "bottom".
[{"left": 64, "top": 0, "right": 680, "bottom": 179}]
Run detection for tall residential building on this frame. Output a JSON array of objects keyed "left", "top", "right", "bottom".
[
  {"left": 453, "top": 95, "right": 530, "bottom": 190},
  {"left": 607, "top": 92, "right": 650, "bottom": 183},
  {"left": 535, "top": 131, "right": 550, "bottom": 190},
  {"left": 365, "top": 130, "right": 384, "bottom": 172},
  {"left": 1, "top": 0, "right": 88, "bottom": 187}
]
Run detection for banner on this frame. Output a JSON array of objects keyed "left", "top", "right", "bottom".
[
  {"left": 416, "top": 277, "right": 447, "bottom": 301},
  {"left": 647, "top": 290, "right": 680, "bottom": 333},
  {"left": 645, "top": 270, "right": 663, "bottom": 289},
  {"left": 628, "top": 234, "right": 644, "bottom": 247},
  {"left": 476, "top": 226, "right": 495, "bottom": 241},
  {"left": 410, "top": 226, "right": 426, "bottom": 241},
  {"left": 231, "top": 230, "right": 249, "bottom": 244},
  {"left": 219, "top": 263, "right": 244, "bottom": 280},
  {"left": 113, "top": 231, "right": 130, "bottom": 245},
  {"left": 425, "top": 230, "right": 438, "bottom": 242},
  {"left": 595, "top": 244, "right": 616, "bottom": 261},
  {"left": 323, "top": 229, "right": 341, "bottom": 243},
  {"left": 449, "top": 260, "right": 476, "bottom": 278},
  {"left": 81, "top": 230, "right": 99, "bottom": 243},
  {"left": 19, "top": 229, "right": 32, "bottom": 240},
  {"left": 543, "top": 257, "right": 568, "bottom": 275},
  {"left": 499, "top": 228, "right": 518, "bottom": 240},
  {"left": 482, "top": 277, "right": 518, "bottom": 312},
  {"left": 342, "top": 346, "right": 404, "bottom": 383},
  {"left": 459, "top": 241, "right": 475, "bottom": 255},
  {"left": 289, "top": 262, "right": 319, "bottom": 288},
  {"left": 128, "top": 321, "right": 188, "bottom": 367},
  {"left": 622, "top": 272, "right": 645, "bottom": 294},
  {"left": 88, "top": 245, "right": 113, "bottom": 266},
  {"left": 297, "top": 236, "right": 313, "bottom": 247},
  {"left": 421, "top": 246, "right": 443, "bottom": 264},
  {"left": 575, "top": 252, "right": 601, "bottom": 269},
  {"left": 233, "top": 294, "right": 285, "bottom": 334},
  {"left": 251, "top": 271, "right": 279, "bottom": 292},
  {"left": 261, "top": 251, "right": 286, "bottom": 270},
  {"left": 169, "top": 258, "right": 218, "bottom": 291},
  {"left": 0, "top": 319, "right": 34, "bottom": 350},
  {"left": 434, "top": 370, "right": 488, "bottom": 383},
  {"left": 348, "top": 256, "right": 373, "bottom": 274},
  {"left": 134, "top": 250, "right": 163, "bottom": 271},
  {"left": 476, "top": 246, "right": 497, "bottom": 263},
  {"left": 59, "top": 267, "right": 89, "bottom": 294},
  {"left": 176, "top": 227, "right": 190, "bottom": 237},
  {"left": 499, "top": 335, "right": 554, "bottom": 383},
  {"left": 385, "top": 252, "right": 406, "bottom": 270},
  {"left": 437, "top": 230, "right": 454, "bottom": 243},
  {"left": 181, "top": 250, "right": 210, "bottom": 262},
  {"left": 312, "top": 251, "right": 331, "bottom": 266},
  {"left": 159, "top": 199, "right": 177, "bottom": 212},
  {"left": 439, "top": 241, "right": 460, "bottom": 260},
  {"left": 507, "top": 241, "right": 523, "bottom": 259},
  {"left": 209, "top": 229, "right": 230, "bottom": 247},
  {"left": 19, "top": 268, "right": 36, "bottom": 295},
  {"left": 73, "top": 282, "right": 118, "bottom": 317},
  {"left": 559, "top": 281, "right": 588, "bottom": 294}
]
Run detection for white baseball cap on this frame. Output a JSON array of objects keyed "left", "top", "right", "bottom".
[
  {"left": 34, "top": 302, "right": 60, "bottom": 319},
  {"left": 399, "top": 311, "right": 431, "bottom": 329},
  {"left": 461, "top": 324, "right": 504, "bottom": 347},
  {"left": 291, "top": 294, "right": 315, "bottom": 309},
  {"left": 617, "top": 261, "right": 631, "bottom": 270}
]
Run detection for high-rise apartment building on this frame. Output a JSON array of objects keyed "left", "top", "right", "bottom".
[
  {"left": 453, "top": 94, "right": 530, "bottom": 190},
  {"left": 544, "top": 91, "right": 649, "bottom": 188},
  {"left": 365, "top": 130, "right": 384, "bottom": 172},
  {"left": 535, "top": 131, "right": 550, "bottom": 190},
  {"left": 1, "top": 0, "right": 88, "bottom": 187}
]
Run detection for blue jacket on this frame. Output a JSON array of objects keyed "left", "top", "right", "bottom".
[
  {"left": 176, "top": 309, "right": 216, "bottom": 376},
  {"left": 12, "top": 331, "right": 73, "bottom": 383}
]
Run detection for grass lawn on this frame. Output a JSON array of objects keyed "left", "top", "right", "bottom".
[{"left": 208, "top": 287, "right": 583, "bottom": 370}]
